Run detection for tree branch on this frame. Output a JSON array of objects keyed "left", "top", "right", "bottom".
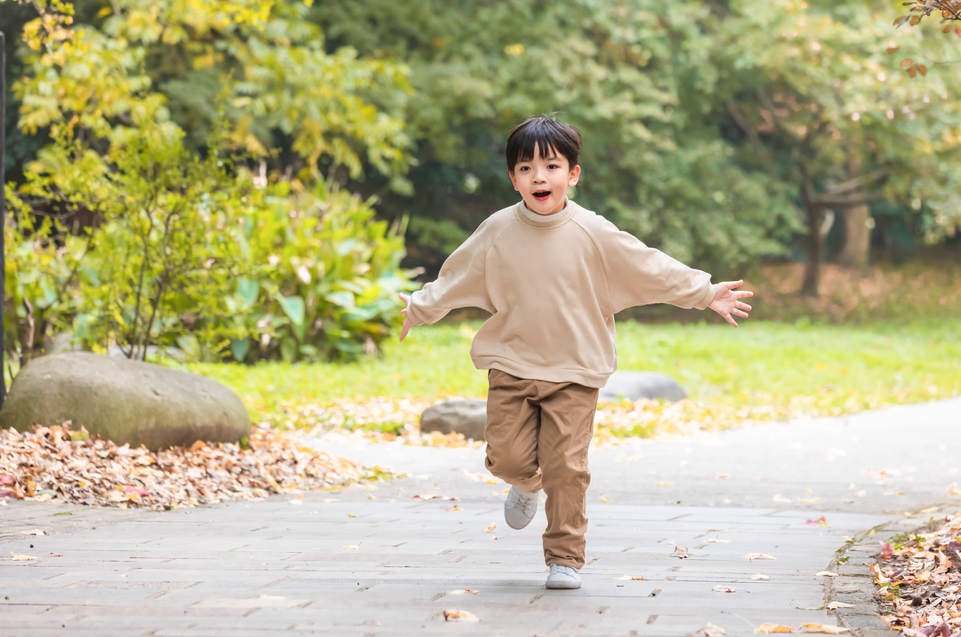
[{"left": 823, "top": 168, "right": 888, "bottom": 196}]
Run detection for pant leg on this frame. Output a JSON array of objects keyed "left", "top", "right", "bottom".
[
  {"left": 483, "top": 369, "right": 544, "bottom": 493},
  {"left": 536, "top": 380, "right": 599, "bottom": 569}
]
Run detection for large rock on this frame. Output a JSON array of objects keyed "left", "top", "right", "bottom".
[
  {"left": 599, "top": 371, "right": 687, "bottom": 403},
  {"left": 0, "top": 352, "right": 251, "bottom": 450},
  {"left": 420, "top": 399, "right": 488, "bottom": 441}
]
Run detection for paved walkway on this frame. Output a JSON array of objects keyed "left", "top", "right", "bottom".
[{"left": 2, "top": 397, "right": 959, "bottom": 636}]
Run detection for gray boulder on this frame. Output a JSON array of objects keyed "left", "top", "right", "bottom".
[
  {"left": 0, "top": 352, "right": 251, "bottom": 450},
  {"left": 599, "top": 371, "right": 687, "bottom": 403},
  {"left": 420, "top": 398, "right": 487, "bottom": 441}
]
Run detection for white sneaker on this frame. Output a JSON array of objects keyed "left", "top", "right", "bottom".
[
  {"left": 546, "top": 564, "right": 581, "bottom": 589},
  {"left": 504, "top": 486, "right": 538, "bottom": 530}
]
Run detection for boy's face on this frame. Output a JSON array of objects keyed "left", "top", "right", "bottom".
[{"left": 510, "top": 142, "right": 581, "bottom": 216}]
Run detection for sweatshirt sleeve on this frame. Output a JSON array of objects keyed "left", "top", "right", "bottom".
[
  {"left": 405, "top": 219, "right": 496, "bottom": 326},
  {"left": 591, "top": 217, "right": 717, "bottom": 314}
]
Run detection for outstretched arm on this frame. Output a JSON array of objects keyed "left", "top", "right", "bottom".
[
  {"left": 398, "top": 292, "right": 414, "bottom": 342},
  {"left": 708, "top": 280, "right": 754, "bottom": 327}
]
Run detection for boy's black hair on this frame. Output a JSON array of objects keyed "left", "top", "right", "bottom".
[{"left": 505, "top": 114, "right": 582, "bottom": 173}]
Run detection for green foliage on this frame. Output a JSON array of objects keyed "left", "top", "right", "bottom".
[
  {"left": 313, "top": 0, "right": 801, "bottom": 272},
  {"left": 2, "top": 186, "right": 87, "bottom": 362},
  {"left": 222, "top": 180, "right": 419, "bottom": 363},
  {"left": 2, "top": 0, "right": 417, "bottom": 362}
]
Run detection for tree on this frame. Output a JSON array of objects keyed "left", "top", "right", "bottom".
[
  {"left": 712, "top": 0, "right": 961, "bottom": 292},
  {"left": 313, "top": 0, "right": 799, "bottom": 277}
]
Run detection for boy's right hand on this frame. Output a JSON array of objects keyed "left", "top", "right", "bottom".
[{"left": 398, "top": 293, "right": 414, "bottom": 342}]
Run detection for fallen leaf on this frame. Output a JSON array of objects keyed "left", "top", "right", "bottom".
[
  {"left": 705, "top": 538, "right": 731, "bottom": 543},
  {"left": 445, "top": 590, "right": 478, "bottom": 595},
  {"left": 443, "top": 505, "right": 463, "bottom": 511},
  {"left": 799, "top": 498, "right": 821, "bottom": 504},
  {"left": 342, "top": 545, "right": 358, "bottom": 550},
  {"left": 755, "top": 623, "right": 796, "bottom": 633},
  {"left": 825, "top": 602, "right": 853, "bottom": 610},
  {"left": 320, "top": 498, "right": 338, "bottom": 503},
  {"left": 346, "top": 513, "right": 356, "bottom": 518},
  {"left": 412, "top": 494, "right": 459, "bottom": 501},
  {"left": 712, "top": 585, "right": 736, "bottom": 593},
  {"left": 443, "top": 609, "right": 480, "bottom": 622},
  {"left": 600, "top": 496, "right": 612, "bottom": 504},
  {"left": 288, "top": 499, "right": 303, "bottom": 505},
  {"left": 689, "top": 622, "right": 727, "bottom": 636},
  {"left": 656, "top": 481, "right": 674, "bottom": 487},
  {"left": 751, "top": 573, "right": 772, "bottom": 581},
  {"left": 840, "top": 535, "right": 853, "bottom": 542},
  {"left": 805, "top": 517, "right": 828, "bottom": 526},
  {"left": 799, "top": 624, "right": 848, "bottom": 634},
  {"left": 616, "top": 575, "right": 646, "bottom": 580},
  {"left": 773, "top": 494, "right": 791, "bottom": 503},
  {"left": 49, "top": 552, "right": 63, "bottom": 557},
  {"left": 742, "top": 553, "right": 777, "bottom": 560},
  {"left": 947, "top": 483, "right": 961, "bottom": 497},
  {"left": 816, "top": 571, "right": 839, "bottom": 577},
  {"left": 483, "top": 523, "right": 497, "bottom": 532},
  {"left": 879, "top": 542, "right": 893, "bottom": 559},
  {"left": 10, "top": 553, "right": 37, "bottom": 561},
  {"left": 672, "top": 546, "right": 692, "bottom": 559},
  {"left": 23, "top": 529, "right": 46, "bottom": 536}
]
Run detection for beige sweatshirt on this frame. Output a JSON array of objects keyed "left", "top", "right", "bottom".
[{"left": 406, "top": 200, "right": 717, "bottom": 388}]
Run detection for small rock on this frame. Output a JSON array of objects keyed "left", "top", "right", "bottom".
[
  {"left": 599, "top": 371, "right": 687, "bottom": 403},
  {"left": 420, "top": 399, "right": 487, "bottom": 441}
]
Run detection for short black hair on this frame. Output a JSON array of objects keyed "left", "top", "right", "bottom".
[{"left": 505, "top": 114, "right": 582, "bottom": 173}]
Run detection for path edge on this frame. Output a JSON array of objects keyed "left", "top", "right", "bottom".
[{"left": 823, "top": 504, "right": 956, "bottom": 637}]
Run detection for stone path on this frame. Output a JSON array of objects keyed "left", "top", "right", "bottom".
[{"left": 1, "top": 397, "right": 959, "bottom": 636}]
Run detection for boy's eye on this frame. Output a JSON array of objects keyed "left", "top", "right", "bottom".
[{"left": 548, "top": 164, "right": 559, "bottom": 169}]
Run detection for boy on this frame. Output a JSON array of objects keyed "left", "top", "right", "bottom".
[{"left": 398, "top": 115, "right": 753, "bottom": 590}]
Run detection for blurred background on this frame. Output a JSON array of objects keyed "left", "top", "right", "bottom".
[{"left": 1, "top": 0, "right": 959, "bottom": 437}]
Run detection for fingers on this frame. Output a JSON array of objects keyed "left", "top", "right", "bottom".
[
  {"left": 400, "top": 322, "right": 411, "bottom": 342},
  {"left": 735, "top": 301, "right": 752, "bottom": 311},
  {"left": 722, "top": 280, "right": 744, "bottom": 290},
  {"left": 732, "top": 309, "right": 749, "bottom": 319},
  {"left": 724, "top": 313, "right": 738, "bottom": 328},
  {"left": 733, "top": 290, "right": 753, "bottom": 299}
]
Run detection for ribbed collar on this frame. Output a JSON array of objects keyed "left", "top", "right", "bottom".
[{"left": 516, "top": 199, "right": 576, "bottom": 229}]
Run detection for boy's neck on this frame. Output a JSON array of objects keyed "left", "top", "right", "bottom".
[{"left": 523, "top": 196, "right": 569, "bottom": 216}]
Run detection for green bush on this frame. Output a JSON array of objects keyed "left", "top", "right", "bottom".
[
  {"left": 221, "top": 180, "right": 420, "bottom": 363},
  {"left": 6, "top": 138, "right": 417, "bottom": 364}
]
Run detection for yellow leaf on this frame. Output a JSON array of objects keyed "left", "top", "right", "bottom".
[
  {"left": 799, "top": 624, "right": 848, "bottom": 634},
  {"left": 341, "top": 545, "right": 358, "bottom": 550},
  {"left": 10, "top": 553, "right": 37, "bottom": 561},
  {"left": 754, "top": 624, "right": 796, "bottom": 633},
  {"left": 443, "top": 609, "right": 480, "bottom": 622}
]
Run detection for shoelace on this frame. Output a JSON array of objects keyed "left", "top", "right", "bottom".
[{"left": 517, "top": 491, "right": 537, "bottom": 515}]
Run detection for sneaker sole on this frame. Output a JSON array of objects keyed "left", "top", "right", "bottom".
[
  {"left": 505, "top": 516, "right": 534, "bottom": 530},
  {"left": 545, "top": 579, "right": 581, "bottom": 590}
]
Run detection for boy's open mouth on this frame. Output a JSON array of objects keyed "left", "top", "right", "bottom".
[{"left": 533, "top": 190, "right": 551, "bottom": 202}]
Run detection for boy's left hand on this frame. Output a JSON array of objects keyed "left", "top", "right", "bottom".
[{"left": 708, "top": 280, "right": 754, "bottom": 327}]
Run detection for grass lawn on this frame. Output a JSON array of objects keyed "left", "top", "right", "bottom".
[{"left": 192, "top": 318, "right": 961, "bottom": 437}]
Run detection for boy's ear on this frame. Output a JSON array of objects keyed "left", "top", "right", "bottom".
[
  {"left": 568, "top": 165, "right": 581, "bottom": 187},
  {"left": 509, "top": 170, "right": 518, "bottom": 191}
]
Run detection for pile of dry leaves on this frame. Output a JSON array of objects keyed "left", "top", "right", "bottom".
[
  {"left": 0, "top": 424, "right": 400, "bottom": 511},
  {"left": 874, "top": 511, "right": 961, "bottom": 636},
  {"left": 262, "top": 396, "right": 786, "bottom": 449}
]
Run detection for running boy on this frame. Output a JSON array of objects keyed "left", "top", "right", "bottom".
[{"left": 397, "top": 115, "right": 753, "bottom": 590}]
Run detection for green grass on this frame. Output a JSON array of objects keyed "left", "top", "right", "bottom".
[{"left": 192, "top": 318, "right": 961, "bottom": 422}]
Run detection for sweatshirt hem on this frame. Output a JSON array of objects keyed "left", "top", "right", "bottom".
[{"left": 475, "top": 358, "right": 612, "bottom": 389}]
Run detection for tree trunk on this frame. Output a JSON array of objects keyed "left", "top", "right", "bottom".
[
  {"left": 801, "top": 180, "right": 821, "bottom": 298},
  {"left": 838, "top": 153, "right": 871, "bottom": 269}
]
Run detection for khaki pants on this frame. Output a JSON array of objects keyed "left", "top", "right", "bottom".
[{"left": 484, "top": 368, "right": 599, "bottom": 569}]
